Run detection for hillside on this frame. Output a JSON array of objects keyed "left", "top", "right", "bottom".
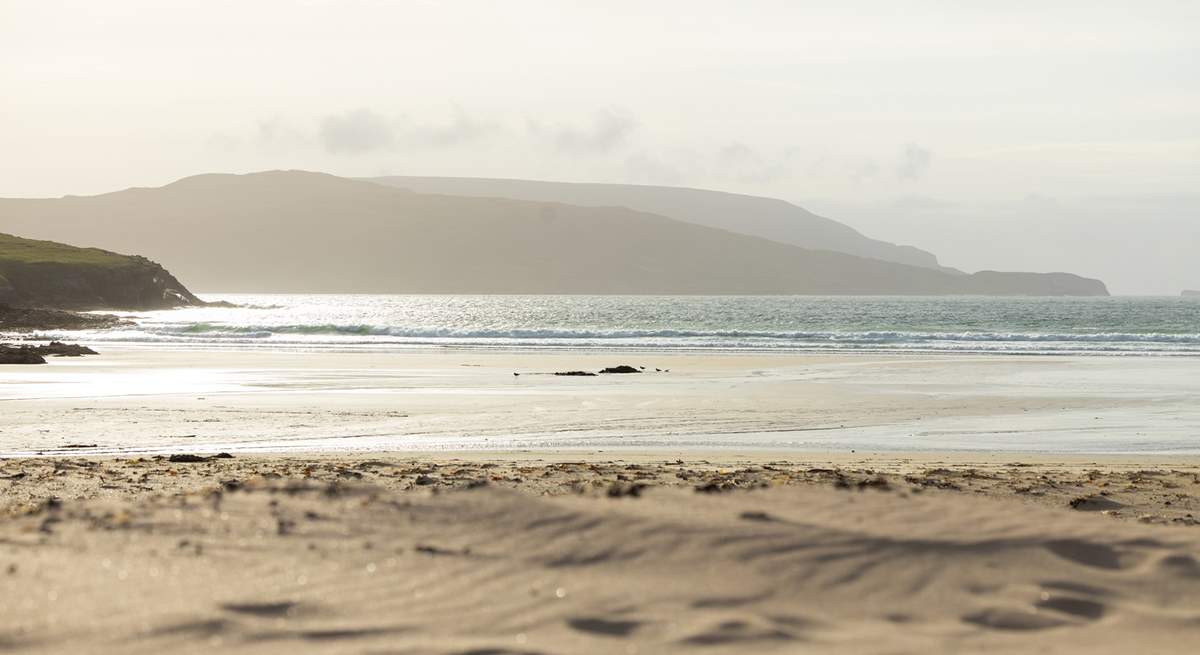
[
  {"left": 365, "top": 176, "right": 959, "bottom": 273},
  {"left": 0, "top": 233, "right": 201, "bottom": 309},
  {"left": 0, "top": 171, "right": 1107, "bottom": 296}
]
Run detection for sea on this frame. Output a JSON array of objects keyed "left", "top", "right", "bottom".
[{"left": 45, "top": 294, "right": 1200, "bottom": 357}]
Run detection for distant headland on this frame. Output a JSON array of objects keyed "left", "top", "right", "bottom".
[{"left": 0, "top": 171, "right": 1109, "bottom": 297}]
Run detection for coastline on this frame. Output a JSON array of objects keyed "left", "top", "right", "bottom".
[
  {"left": 15, "top": 293, "right": 1200, "bottom": 357},
  {"left": 5, "top": 342, "right": 1200, "bottom": 652},
  {"left": 4, "top": 346, "right": 1199, "bottom": 456}
]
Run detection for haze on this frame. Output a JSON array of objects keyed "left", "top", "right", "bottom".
[{"left": 2, "top": 1, "right": 1197, "bottom": 294}]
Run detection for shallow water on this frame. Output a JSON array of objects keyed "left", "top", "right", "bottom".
[{"left": 37, "top": 294, "right": 1200, "bottom": 356}]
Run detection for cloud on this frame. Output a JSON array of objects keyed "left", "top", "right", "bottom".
[
  {"left": 896, "top": 143, "right": 933, "bottom": 180},
  {"left": 717, "top": 142, "right": 757, "bottom": 164},
  {"left": 530, "top": 110, "right": 637, "bottom": 154},
  {"left": 1021, "top": 193, "right": 1060, "bottom": 208},
  {"left": 414, "top": 110, "right": 499, "bottom": 148},
  {"left": 257, "top": 116, "right": 309, "bottom": 150},
  {"left": 319, "top": 108, "right": 395, "bottom": 155},
  {"left": 851, "top": 160, "right": 881, "bottom": 184},
  {"left": 316, "top": 108, "right": 499, "bottom": 155},
  {"left": 715, "top": 142, "right": 790, "bottom": 183}
]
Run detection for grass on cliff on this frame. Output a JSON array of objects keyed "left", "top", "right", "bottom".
[{"left": 0, "top": 233, "right": 136, "bottom": 268}]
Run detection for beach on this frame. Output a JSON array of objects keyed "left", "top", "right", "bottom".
[
  {"left": 6, "top": 1, "right": 1197, "bottom": 650},
  {"left": 3, "top": 452, "right": 1200, "bottom": 654},
  {"left": 3, "top": 347, "right": 1200, "bottom": 652},
  {"left": 3, "top": 347, "right": 1200, "bottom": 456}
]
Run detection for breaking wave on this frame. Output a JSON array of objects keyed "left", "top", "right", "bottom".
[
  {"left": 34, "top": 322, "right": 1200, "bottom": 355},
  {"left": 18, "top": 295, "right": 1196, "bottom": 356}
]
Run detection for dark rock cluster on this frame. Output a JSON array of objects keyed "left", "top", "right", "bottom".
[
  {"left": 0, "top": 341, "right": 100, "bottom": 365},
  {"left": 0, "top": 304, "right": 128, "bottom": 331}
]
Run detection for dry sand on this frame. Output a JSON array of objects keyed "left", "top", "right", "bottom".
[{"left": 3, "top": 452, "right": 1200, "bottom": 654}]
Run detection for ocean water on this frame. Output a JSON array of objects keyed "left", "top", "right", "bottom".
[{"left": 42, "top": 294, "right": 1200, "bottom": 356}]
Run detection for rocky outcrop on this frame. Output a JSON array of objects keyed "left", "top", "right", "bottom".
[
  {"left": 0, "top": 258, "right": 201, "bottom": 309},
  {"left": 600, "top": 365, "right": 642, "bottom": 374},
  {"left": 0, "top": 233, "right": 202, "bottom": 310},
  {"left": 0, "top": 304, "right": 129, "bottom": 331},
  {"left": 36, "top": 341, "right": 99, "bottom": 356},
  {"left": 0, "top": 345, "right": 45, "bottom": 364},
  {"left": 0, "top": 341, "right": 100, "bottom": 364}
]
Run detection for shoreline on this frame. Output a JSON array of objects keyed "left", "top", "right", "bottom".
[
  {"left": 10, "top": 337, "right": 1200, "bottom": 359},
  {"left": 5, "top": 333, "right": 1200, "bottom": 652},
  {"left": 4, "top": 346, "right": 1200, "bottom": 456},
  {"left": 7, "top": 291, "right": 1200, "bottom": 358}
]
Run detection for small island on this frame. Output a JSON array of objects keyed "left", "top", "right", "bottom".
[{"left": 1184, "top": 290, "right": 1200, "bottom": 297}]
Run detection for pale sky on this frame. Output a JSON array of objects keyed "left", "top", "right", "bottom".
[{"left": 2, "top": 0, "right": 1197, "bottom": 293}]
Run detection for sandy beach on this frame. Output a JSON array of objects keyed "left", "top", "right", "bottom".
[
  {"left": 3, "top": 452, "right": 1200, "bottom": 654},
  {"left": 4, "top": 348, "right": 1200, "bottom": 653},
  {"left": 6, "top": 2, "right": 1197, "bottom": 651},
  {"left": 3, "top": 348, "right": 1200, "bottom": 456}
]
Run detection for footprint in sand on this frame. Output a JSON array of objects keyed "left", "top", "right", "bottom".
[
  {"left": 965, "top": 586, "right": 1109, "bottom": 631},
  {"left": 211, "top": 601, "right": 405, "bottom": 643},
  {"left": 566, "top": 617, "right": 642, "bottom": 637},
  {"left": 961, "top": 608, "right": 1069, "bottom": 631},
  {"left": 1035, "top": 596, "right": 1107, "bottom": 620},
  {"left": 450, "top": 650, "right": 547, "bottom": 655},
  {"left": 679, "top": 619, "right": 797, "bottom": 645},
  {"left": 220, "top": 601, "right": 301, "bottom": 618},
  {"left": 1043, "top": 538, "right": 1144, "bottom": 571},
  {"left": 690, "top": 591, "right": 774, "bottom": 609},
  {"left": 1038, "top": 580, "right": 1116, "bottom": 597},
  {"left": 1157, "top": 553, "right": 1200, "bottom": 577},
  {"left": 148, "top": 618, "right": 234, "bottom": 638},
  {"left": 0, "top": 633, "right": 31, "bottom": 651}
]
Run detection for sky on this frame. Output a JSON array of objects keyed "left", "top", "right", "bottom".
[{"left": 2, "top": 0, "right": 1197, "bottom": 294}]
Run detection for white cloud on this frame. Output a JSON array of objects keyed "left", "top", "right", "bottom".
[
  {"left": 529, "top": 110, "right": 637, "bottom": 155},
  {"left": 896, "top": 143, "right": 933, "bottom": 180}
]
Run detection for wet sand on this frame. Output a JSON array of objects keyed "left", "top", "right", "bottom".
[{"left": 3, "top": 348, "right": 1200, "bottom": 455}]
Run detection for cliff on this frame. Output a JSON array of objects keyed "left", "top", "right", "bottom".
[{"left": 0, "top": 233, "right": 202, "bottom": 310}]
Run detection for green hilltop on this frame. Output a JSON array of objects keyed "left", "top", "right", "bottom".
[
  {"left": 0, "top": 232, "right": 201, "bottom": 310},
  {"left": 0, "top": 232, "right": 137, "bottom": 267}
]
